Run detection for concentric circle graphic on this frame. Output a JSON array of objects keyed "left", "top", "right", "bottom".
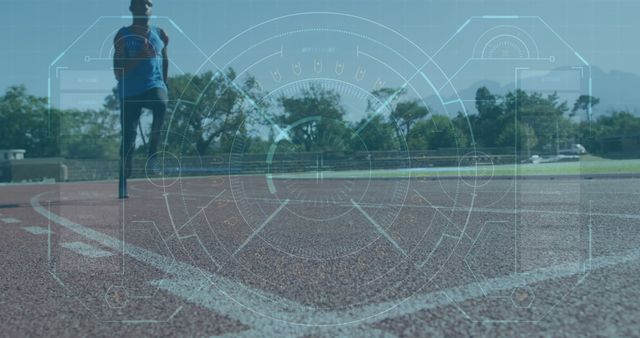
[
  {"left": 145, "top": 151, "right": 182, "bottom": 188},
  {"left": 44, "top": 11, "right": 599, "bottom": 330},
  {"left": 458, "top": 150, "right": 496, "bottom": 188},
  {"left": 163, "top": 12, "right": 473, "bottom": 325},
  {"left": 229, "top": 79, "right": 410, "bottom": 259}
]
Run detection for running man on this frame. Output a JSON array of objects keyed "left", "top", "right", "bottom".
[{"left": 113, "top": 0, "right": 169, "bottom": 198}]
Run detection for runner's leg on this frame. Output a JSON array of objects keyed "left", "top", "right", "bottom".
[
  {"left": 147, "top": 87, "right": 168, "bottom": 158},
  {"left": 119, "top": 95, "right": 143, "bottom": 198}
]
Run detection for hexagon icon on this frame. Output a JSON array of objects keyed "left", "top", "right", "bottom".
[
  {"left": 511, "top": 286, "right": 535, "bottom": 309},
  {"left": 105, "top": 285, "right": 129, "bottom": 309}
]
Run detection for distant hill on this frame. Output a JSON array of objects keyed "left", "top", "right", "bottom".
[{"left": 591, "top": 67, "right": 640, "bottom": 115}]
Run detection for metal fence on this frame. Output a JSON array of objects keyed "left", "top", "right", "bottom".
[{"left": 1, "top": 148, "right": 523, "bottom": 183}]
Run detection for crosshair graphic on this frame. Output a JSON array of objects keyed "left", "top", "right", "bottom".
[
  {"left": 229, "top": 80, "right": 410, "bottom": 259},
  {"left": 46, "top": 12, "right": 596, "bottom": 332},
  {"left": 165, "top": 12, "right": 473, "bottom": 324}
]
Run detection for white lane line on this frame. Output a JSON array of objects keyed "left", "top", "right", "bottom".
[
  {"left": 449, "top": 205, "right": 640, "bottom": 222},
  {"left": 346, "top": 247, "right": 640, "bottom": 329},
  {"left": 465, "top": 189, "right": 640, "bottom": 196},
  {"left": 147, "top": 277, "right": 397, "bottom": 338},
  {"left": 31, "top": 192, "right": 640, "bottom": 337},
  {"left": 61, "top": 241, "right": 114, "bottom": 258},
  {"left": 352, "top": 199, "right": 407, "bottom": 257},
  {"left": 232, "top": 199, "right": 289, "bottom": 257},
  {"left": 208, "top": 246, "right": 640, "bottom": 337},
  {"left": 30, "top": 193, "right": 317, "bottom": 334},
  {"left": 23, "top": 226, "right": 52, "bottom": 235},
  {"left": 1, "top": 217, "right": 20, "bottom": 224}
]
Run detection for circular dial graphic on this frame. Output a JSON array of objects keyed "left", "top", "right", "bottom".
[
  {"left": 229, "top": 78, "right": 410, "bottom": 259},
  {"left": 165, "top": 12, "right": 471, "bottom": 325},
  {"left": 264, "top": 115, "right": 367, "bottom": 222},
  {"left": 45, "top": 13, "right": 598, "bottom": 328}
]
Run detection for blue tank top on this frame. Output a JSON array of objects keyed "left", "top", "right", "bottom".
[{"left": 117, "top": 26, "right": 167, "bottom": 99}]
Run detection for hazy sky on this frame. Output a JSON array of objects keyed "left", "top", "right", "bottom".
[{"left": 1, "top": 0, "right": 638, "bottom": 98}]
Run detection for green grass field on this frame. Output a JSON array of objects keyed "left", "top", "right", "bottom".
[{"left": 273, "top": 156, "right": 640, "bottom": 179}]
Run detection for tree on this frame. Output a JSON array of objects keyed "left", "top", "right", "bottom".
[
  {"left": 504, "top": 90, "right": 570, "bottom": 153},
  {"left": 368, "top": 87, "right": 404, "bottom": 113},
  {"left": 165, "top": 69, "right": 264, "bottom": 155},
  {"left": 367, "top": 87, "right": 430, "bottom": 141},
  {"left": 451, "top": 111, "right": 473, "bottom": 148},
  {"left": 594, "top": 111, "right": 640, "bottom": 136},
  {"left": 474, "top": 86, "right": 505, "bottom": 148},
  {"left": 428, "top": 115, "right": 466, "bottom": 150},
  {"left": 59, "top": 108, "right": 119, "bottom": 159},
  {"left": 407, "top": 115, "right": 462, "bottom": 150},
  {"left": 350, "top": 114, "right": 397, "bottom": 151},
  {"left": 0, "top": 85, "right": 121, "bottom": 160},
  {"left": 390, "top": 100, "right": 430, "bottom": 141},
  {"left": 277, "top": 84, "right": 349, "bottom": 152},
  {"left": 496, "top": 122, "right": 538, "bottom": 152},
  {"left": 574, "top": 110, "right": 640, "bottom": 155},
  {"left": 0, "top": 86, "right": 60, "bottom": 157},
  {"left": 571, "top": 95, "right": 600, "bottom": 121}
]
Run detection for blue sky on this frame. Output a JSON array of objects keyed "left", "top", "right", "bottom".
[{"left": 1, "top": 0, "right": 638, "bottom": 99}]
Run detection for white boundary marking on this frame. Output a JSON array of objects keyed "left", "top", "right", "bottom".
[
  {"left": 61, "top": 241, "right": 114, "bottom": 258},
  {"left": 23, "top": 226, "right": 52, "bottom": 235},
  {"left": 31, "top": 192, "right": 640, "bottom": 337}
]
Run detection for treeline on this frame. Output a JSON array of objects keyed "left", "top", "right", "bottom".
[
  {"left": 1, "top": 69, "right": 639, "bottom": 159},
  {"left": 0, "top": 85, "right": 119, "bottom": 158}
]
